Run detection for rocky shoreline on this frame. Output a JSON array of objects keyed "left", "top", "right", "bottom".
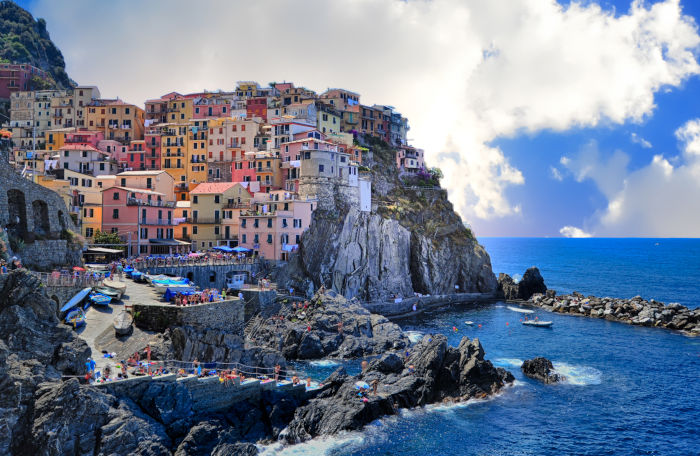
[{"left": 527, "top": 291, "right": 700, "bottom": 336}]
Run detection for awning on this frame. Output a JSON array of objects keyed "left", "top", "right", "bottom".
[
  {"left": 85, "top": 247, "right": 124, "bottom": 254},
  {"left": 281, "top": 244, "right": 298, "bottom": 252},
  {"left": 213, "top": 246, "right": 234, "bottom": 253},
  {"left": 149, "top": 239, "right": 191, "bottom": 246},
  {"left": 232, "top": 246, "right": 251, "bottom": 252}
]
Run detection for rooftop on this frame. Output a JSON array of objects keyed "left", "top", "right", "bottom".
[
  {"left": 190, "top": 182, "right": 239, "bottom": 194},
  {"left": 117, "top": 170, "right": 167, "bottom": 177}
]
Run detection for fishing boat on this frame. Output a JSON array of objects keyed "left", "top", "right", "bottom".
[
  {"left": 94, "top": 287, "right": 122, "bottom": 300},
  {"left": 60, "top": 287, "right": 93, "bottom": 313},
  {"left": 522, "top": 320, "right": 553, "bottom": 328},
  {"left": 507, "top": 305, "right": 535, "bottom": 314},
  {"left": 89, "top": 292, "right": 112, "bottom": 306},
  {"left": 65, "top": 308, "right": 86, "bottom": 329},
  {"left": 153, "top": 282, "right": 195, "bottom": 295},
  {"left": 113, "top": 310, "right": 133, "bottom": 335},
  {"left": 102, "top": 279, "right": 127, "bottom": 297}
]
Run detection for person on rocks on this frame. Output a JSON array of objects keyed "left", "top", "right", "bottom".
[
  {"left": 371, "top": 379, "right": 379, "bottom": 395},
  {"left": 338, "top": 321, "right": 344, "bottom": 335},
  {"left": 361, "top": 360, "right": 368, "bottom": 372},
  {"left": 274, "top": 364, "right": 281, "bottom": 382},
  {"left": 306, "top": 377, "right": 312, "bottom": 388},
  {"left": 292, "top": 375, "right": 300, "bottom": 385}
]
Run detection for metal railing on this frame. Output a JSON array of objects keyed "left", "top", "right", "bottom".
[{"left": 33, "top": 271, "right": 105, "bottom": 288}]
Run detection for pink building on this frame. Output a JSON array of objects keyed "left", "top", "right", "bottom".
[
  {"left": 193, "top": 97, "right": 230, "bottom": 118},
  {"left": 238, "top": 190, "right": 315, "bottom": 260},
  {"left": 101, "top": 186, "right": 186, "bottom": 256},
  {"left": 0, "top": 63, "right": 49, "bottom": 98},
  {"left": 65, "top": 129, "right": 105, "bottom": 148},
  {"left": 396, "top": 146, "right": 425, "bottom": 172}
]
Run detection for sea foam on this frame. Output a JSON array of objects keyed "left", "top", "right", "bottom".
[
  {"left": 552, "top": 362, "right": 602, "bottom": 386},
  {"left": 309, "top": 360, "right": 341, "bottom": 367}
]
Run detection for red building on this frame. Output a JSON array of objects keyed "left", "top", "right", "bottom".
[
  {"left": 0, "top": 63, "right": 50, "bottom": 99},
  {"left": 144, "top": 129, "right": 162, "bottom": 170},
  {"left": 246, "top": 97, "right": 267, "bottom": 121}
]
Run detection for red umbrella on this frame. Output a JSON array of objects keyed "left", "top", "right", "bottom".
[{"left": 73, "top": 266, "right": 86, "bottom": 272}]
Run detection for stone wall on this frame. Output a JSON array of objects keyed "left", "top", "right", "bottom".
[
  {"left": 133, "top": 299, "right": 245, "bottom": 335},
  {"left": 19, "top": 240, "right": 82, "bottom": 271},
  {"left": 298, "top": 176, "right": 360, "bottom": 212},
  {"left": 142, "top": 263, "right": 259, "bottom": 290},
  {"left": 206, "top": 162, "right": 232, "bottom": 182},
  {"left": 240, "top": 289, "right": 279, "bottom": 322},
  {"left": 362, "top": 292, "right": 499, "bottom": 318}
]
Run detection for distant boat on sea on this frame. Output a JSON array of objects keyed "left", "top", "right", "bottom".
[{"left": 507, "top": 305, "right": 535, "bottom": 314}]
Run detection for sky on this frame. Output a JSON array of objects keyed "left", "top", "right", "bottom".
[{"left": 15, "top": 0, "right": 700, "bottom": 237}]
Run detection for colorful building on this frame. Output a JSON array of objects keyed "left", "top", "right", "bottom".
[
  {"left": 396, "top": 146, "right": 425, "bottom": 172},
  {"left": 189, "top": 182, "right": 252, "bottom": 250},
  {"left": 0, "top": 63, "right": 50, "bottom": 99},
  {"left": 56, "top": 144, "right": 117, "bottom": 176},
  {"left": 86, "top": 99, "right": 145, "bottom": 144}
]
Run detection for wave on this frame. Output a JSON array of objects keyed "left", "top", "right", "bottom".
[
  {"left": 492, "top": 358, "right": 524, "bottom": 368},
  {"left": 552, "top": 362, "right": 602, "bottom": 386},
  {"left": 308, "top": 360, "right": 341, "bottom": 367},
  {"left": 405, "top": 330, "right": 424, "bottom": 344},
  {"left": 259, "top": 425, "right": 386, "bottom": 456}
]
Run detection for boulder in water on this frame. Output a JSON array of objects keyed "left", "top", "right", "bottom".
[{"left": 521, "top": 357, "right": 564, "bottom": 384}]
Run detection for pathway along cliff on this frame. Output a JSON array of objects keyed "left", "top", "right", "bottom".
[{"left": 274, "top": 136, "right": 497, "bottom": 301}]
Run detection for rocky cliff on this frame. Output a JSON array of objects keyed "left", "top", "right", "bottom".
[{"left": 275, "top": 136, "right": 497, "bottom": 301}]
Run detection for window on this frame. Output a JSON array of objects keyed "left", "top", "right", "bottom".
[
  {"left": 267, "top": 234, "right": 273, "bottom": 244},
  {"left": 214, "top": 195, "right": 220, "bottom": 204},
  {"left": 214, "top": 226, "right": 220, "bottom": 235},
  {"left": 241, "top": 219, "right": 246, "bottom": 228},
  {"left": 242, "top": 234, "right": 247, "bottom": 244},
  {"left": 254, "top": 234, "right": 259, "bottom": 244},
  {"left": 296, "top": 234, "right": 300, "bottom": 244},
  {"left": 112, "top": 209, "right": 119, "bottom": 219},
  {"left": 113, "top": 192, "right": 120, "bottom": 200},
  {"left": 193, "top": 225, "right": 198, "bottom": 234},
  {"left": 267, "top": 218, "right": 272, "bottom": 228},
  {"left": 193, "top": 210, "right": 198, "bottom": 220},
  {"left": 99, "top": 163, "right": 105, "bottom": 171},
  {"left": 319, "top": 164, "right": 324, "bottom": 173},
  {"left": 111, "top": 227, "right": 118, "bottom": 234},
  {"left": 85, "top": 227, "right": 94, "bottom": 237},
  {"left": 125, "top": 107, "right": 130, "bottom": 115},
  {"left": 282, "top": 219, "right": 288, "bottom": 228},
  {"left": 193, "top": 195, "right": 198, "bottom": 204}
]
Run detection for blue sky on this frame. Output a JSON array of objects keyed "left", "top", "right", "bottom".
[{"left": 14, "top": 0, "right": 700, "bottom": 237}]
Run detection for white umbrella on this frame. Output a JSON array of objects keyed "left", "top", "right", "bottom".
[{"left": 354, "top": 381, "right": 369, "bottom": 389}]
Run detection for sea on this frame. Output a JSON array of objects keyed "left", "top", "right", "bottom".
[{"left": 261, "top": 238, "right": 700, "bottom": 456}]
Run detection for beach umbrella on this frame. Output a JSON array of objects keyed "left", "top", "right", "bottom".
[
  {"left": 232, "top": 246, "right": 251, "bottom": 252},
  {"left": 354, "top": 381, "right": 370, "bottom": 389},
  {"left": 73, "top": 266, "right": 86, "bottom": 272}
]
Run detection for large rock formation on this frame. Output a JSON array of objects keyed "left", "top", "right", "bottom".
[
  {"left": 281, "top": 334, "right": 514, "bottom": 443},
  {"left": 521, "top": 357, "right": 564, "bottom": 384},
  {"left": 274, "top": 137, "right": 497, "bottom": 301},
  {"left": 246, "top": 291, "right": 409, "bottom": 359},
  {"left": 498, "top": 267, "right": 547, "bottom": 300}
]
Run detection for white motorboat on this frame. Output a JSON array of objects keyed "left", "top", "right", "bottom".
[
  {"left": 153, "top": 283, "right": 195, "bottom": 295},
  {"left": 464, "top": 321, "right": 474, "bottom": 325},
  {"left": 522, "top": 320, "right": 553, "bottom": 328},
  {"left": 507, "top": 305, "right": 535, "bottom": 314}
]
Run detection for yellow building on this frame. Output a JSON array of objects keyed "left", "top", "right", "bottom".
[
  {"left": 187, "top": 119, "right": 208, "bottom": 185},
  {"left": 317, "top": 103, "right": 342, "bottom": 135},
  {"left": 86, "top": 99, "right": 145, "bottom": 143},
  {"left": 189, "top": 182, "right": 252, "bottom": 250},
  {"left": 160, "top": 124, "right": 188, "bottom": 185},
  {"left": 81, "top": 204, "right": 102, "bottom": 240},
  {"left": 167, "top": 97, "right": 193, "bottom": 123}
]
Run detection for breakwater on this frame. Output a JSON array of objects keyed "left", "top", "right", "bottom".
[{"left": 527, "top": 292, "right": 700, "bottom": 336}]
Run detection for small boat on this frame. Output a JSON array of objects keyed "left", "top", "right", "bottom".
[
  {"left": 103, "top": 279, "right": 127, "bottom": 296},
  {"left": 94, "top": 287, "right": 122, "bottom": 300},
  {"left": 465, "top": 321, "right": 474, "bottom": 325},
  {"left": 89, "top": 292, "right": 112, "bottom": 306},
  {"left": 60, "top": 287, "right": 93, "bottom": 313},
  {"left": 522, "top": 320, "right": 553, "bottom": 328},
  {"left": 113, "top": 310, "right": 133, "bottom": 335},
  {"left": 65, "top": 308, "right": 86, "bottom": 329},
  {"left": 507, "top": 305, "right": 535, "bottom": 314},
  {"left": 153, "top": 283, "right": 195, "bottom": 295}
]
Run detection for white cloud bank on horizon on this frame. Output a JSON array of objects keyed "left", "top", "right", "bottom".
[
  {"left": 33, "top": 0, "right": 700, "bottom": 232},
  {"left": 560, "top": 119, "right": 700, "bottom": 237},
  {"left": 559, "top": 226, "right": 592, "bottom": 238}
]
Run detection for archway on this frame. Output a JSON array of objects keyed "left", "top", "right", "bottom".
[
  {"left": 32, "top": 200, "right": 50, "bottom": 236},
  {"left": 186, "top": 271, "right": 194, "bottom": 282},
  {"left": 209, "top": 271, "right": 216, "bottom": 283},
  {"left": 6, "top": 189, "right": 27, "bottom": 238}
]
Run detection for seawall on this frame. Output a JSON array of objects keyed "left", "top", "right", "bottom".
[
  {"left": 133, "top": 298, "right": 245, "bottom": 334},
  {"left": 142, "top": 263, "right": 260, "bottom": 290},
  {"left": 363, "top": 292, "right": 499, "bottom": 319}
]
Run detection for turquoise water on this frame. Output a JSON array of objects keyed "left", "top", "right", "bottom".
[{"left": 264, "top": 238, "right": 700, "bottom": 456}]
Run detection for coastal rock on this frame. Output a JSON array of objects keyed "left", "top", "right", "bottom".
[
  {"left": 281, "top": 334, "right": 513, "bottom": 443},
  {"left": 526, "top": 292, "right": 698, "bottom": 336},
  {"left": 247, "top": 291, "right": 409, "bottom": 360},
  {"left": 518, "top": 267, "right": 547, "bottom": 300},
  {"left": 497, "top": 273, "right": 519, "bottom": 300},
  {"left": 521, "top": 357, "right": 564, "bottom": 384}
]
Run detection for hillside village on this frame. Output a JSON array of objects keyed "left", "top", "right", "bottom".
[{"left": 1, "top": 76, "right": 429, "bottom": 260}]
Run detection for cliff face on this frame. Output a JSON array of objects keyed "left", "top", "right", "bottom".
[{"left": 276, "top": 137, "right": 497, "bottom": 301}]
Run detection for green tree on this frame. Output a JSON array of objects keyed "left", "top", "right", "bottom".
[
  {"left": 93, "top": 230, "right": 124, "bottom": 248},
  {"left": 429, "top": 167, "right": 443, "bottom": 182}
]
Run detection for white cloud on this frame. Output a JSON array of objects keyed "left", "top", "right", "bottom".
[
  {"left": 562, "top": 119, "right": 700, "bottom": 237},
  {"left": 561, "top": 141, "right": 630, "bottom": 198},
  {"left": 549, "top": 166, "right": 564, "bottom": 181},
  {"left": 559, "top": 226, "right": 592, "bottom": 238},
  {"left": 630, "top": 132, "right": 653, "bottom": 148},
  {"left": 32, "top": 0, "right": 700, "bottom": 226}
]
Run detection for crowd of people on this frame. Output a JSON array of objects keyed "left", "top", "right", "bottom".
[{"left": 0, "top": 256, "right": 22, "bottom": 273}]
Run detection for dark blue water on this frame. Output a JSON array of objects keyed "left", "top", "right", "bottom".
[
  {"left": 479, "top": 238, "right": 700, "bottom": 308},
  {"left": 262, "top": 239, "right": 700, "bottom": 456}
]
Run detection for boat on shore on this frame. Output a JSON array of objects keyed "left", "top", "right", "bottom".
[
  {"left": 113, "top": 310, "right": 133, "bottom": 335},
  {"left": 94, "top": 287, "right": 122, "bottom": 300},
  {"left": 522, "top": 320, "right": 553, "bottom": 328},
  {"left": 59, "top": 287, "right": 92, "bottom": 313},
  {"left": 89, "top": 292, "right": 112, "bottom": 306},
  {"left": 65, "top": 308, "right": 86, "bottom": 329},
  {"left": 508, "top": 305, "right": 535, "bottom": 314}
]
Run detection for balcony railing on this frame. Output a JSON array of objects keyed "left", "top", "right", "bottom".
[
  {"left": 140, "top": 218, "right": 177, "bottom": 226},
  {"left": 127, "top": 198, "right": 175, "bottom": 208},
  {"left": 223, "top": 202, "right": 250, "bottom": 209},
  {"left": 187, "top": 217, "right": 221, "bottom": 224}
]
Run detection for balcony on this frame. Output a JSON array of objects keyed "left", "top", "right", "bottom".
[
  {"left": 223, "top": 201, "right": 250, "bottom": 209},
  {"left": 187, "top": 217, "right": 221, "bottom": 224},
  {"left": 140, "top": 218, "right": 177, "bottom": 226},
  {"left": 127, "top": 198, "right": 175, "bottom": 208}
]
